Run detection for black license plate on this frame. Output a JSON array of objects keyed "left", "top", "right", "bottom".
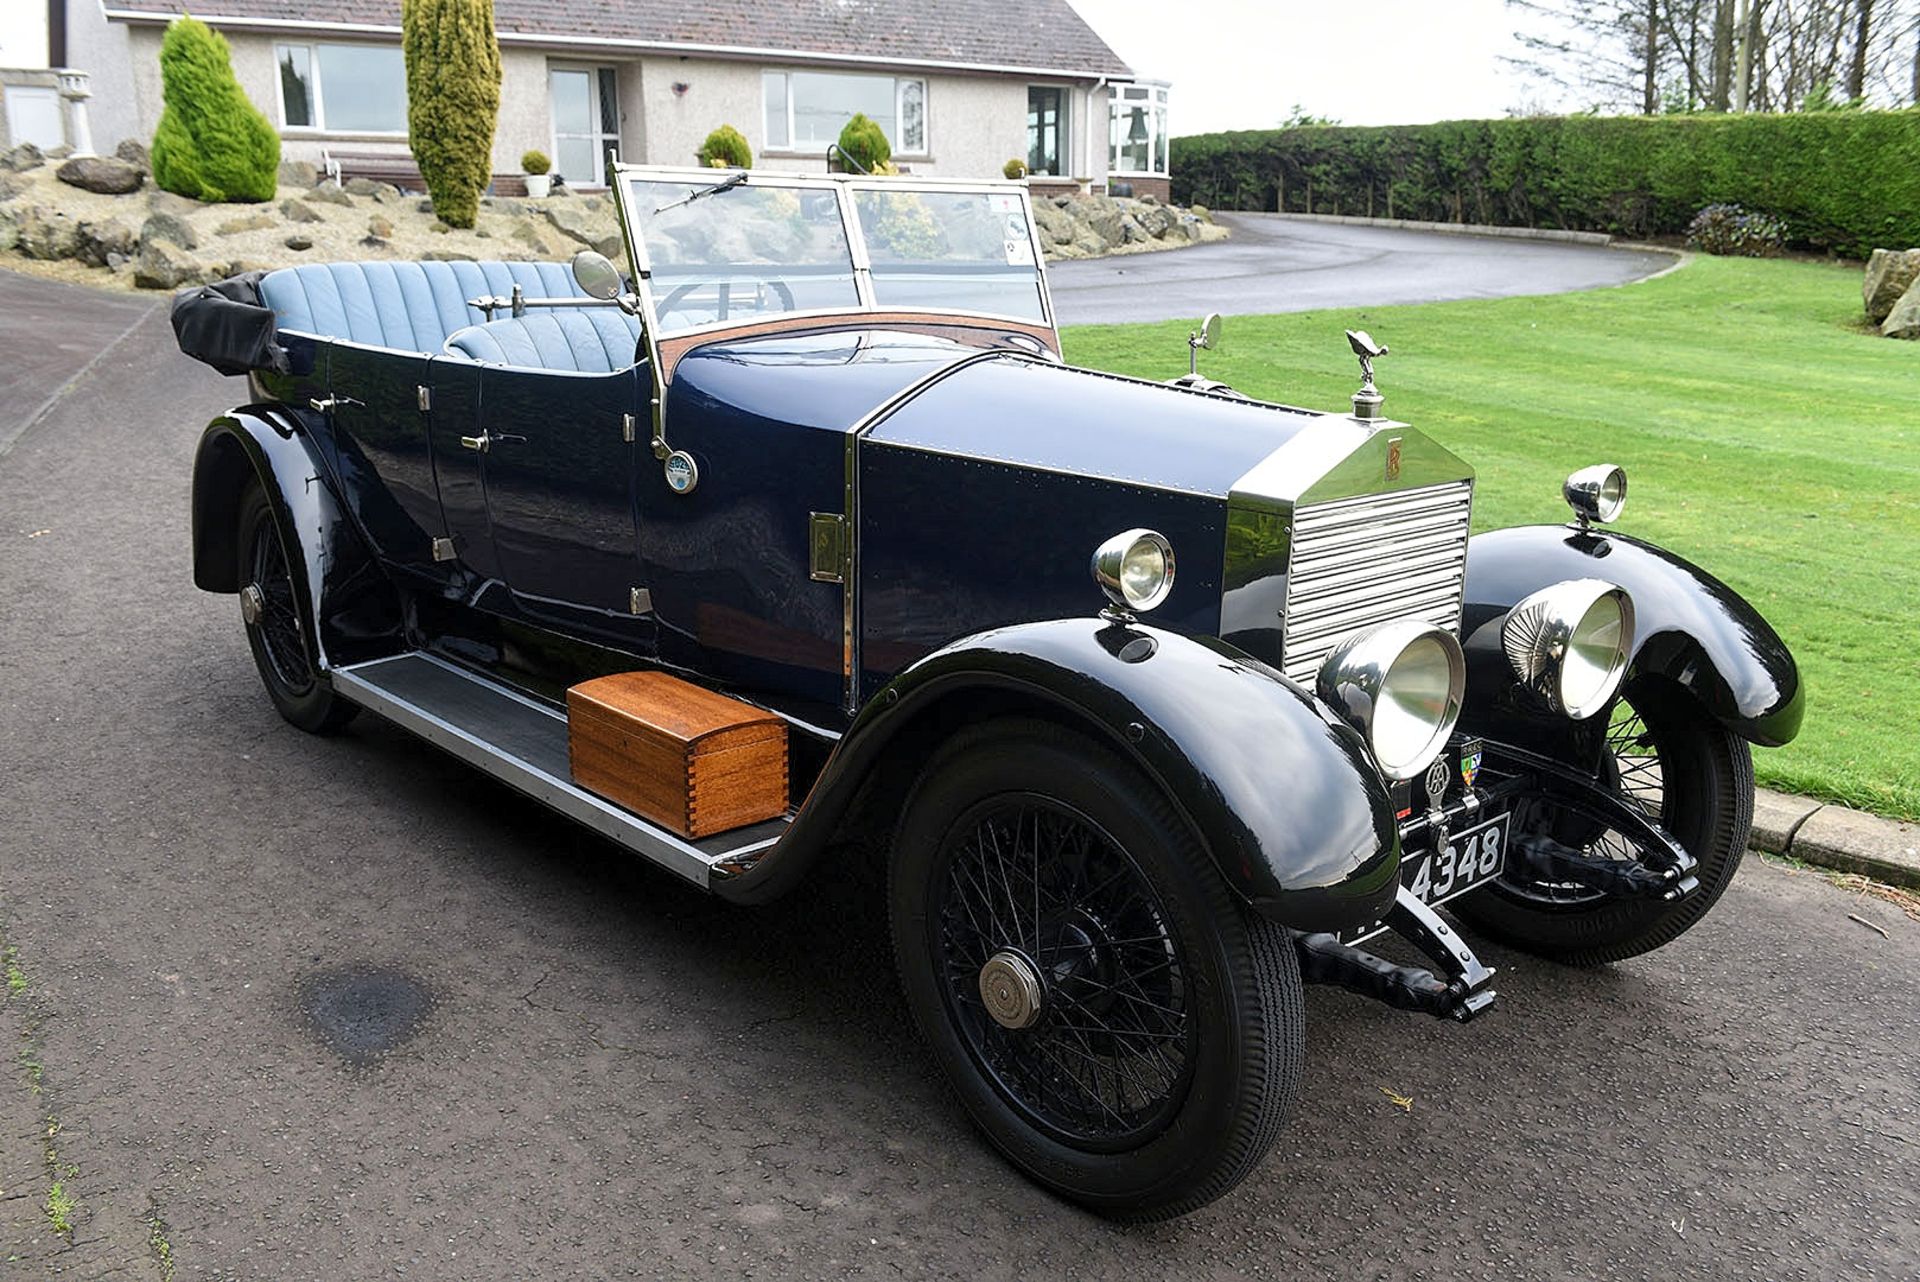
[{"left": 1404, "top": 813, "right": 1510, "bottom": 906}]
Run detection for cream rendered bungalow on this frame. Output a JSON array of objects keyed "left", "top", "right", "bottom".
[{"left": 23, "top": 0, "right": 1173, "bottom": 199}]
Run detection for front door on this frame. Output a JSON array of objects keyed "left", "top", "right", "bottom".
[{"left": 550, "top": 66, "right": 620, "bottom": 188}]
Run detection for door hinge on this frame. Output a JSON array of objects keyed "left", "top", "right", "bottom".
[
  {"left": 622, "top": 412, "right": 636, "bottom": 443},
  {"left": 417, "top": 384, "right": 432, "bottom": 412},
  {"left": 809, "top": 512, "right": 848, "bottom": 584},
  {"left": 629, "top": 586, "right": 653, "bottom": 615},
  {"left": 431, "top": 536, "right": 457, "bottom": 562}
]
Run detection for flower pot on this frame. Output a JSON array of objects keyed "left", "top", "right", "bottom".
[{"left": 525, "top": 174, "right": 552, "bottom": 199}]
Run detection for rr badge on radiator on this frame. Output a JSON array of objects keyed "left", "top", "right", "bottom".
[{"left": 1458, "top": 738, "right": 1484, "bottom": 790}]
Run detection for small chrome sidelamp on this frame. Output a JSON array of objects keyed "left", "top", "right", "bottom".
[
  {"left": 1092, "top": 528, "right": 1176, "bottom": 623},
  {"left": 1563, "top": 463, "right": 1628, "bottom": 529}
]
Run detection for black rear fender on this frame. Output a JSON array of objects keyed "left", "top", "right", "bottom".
[
  {"left": 190, "top": 409, "right": 402, "bottom": 668},
  {"left": 718, "top": 617, "right": 1402, "bottom": 935}
]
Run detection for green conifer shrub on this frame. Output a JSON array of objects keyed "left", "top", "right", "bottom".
[
  {"left": 150, "top": 17, "right": 280, "bottom": 203},
  {"left": 698, "top": 125, "right": 752, "bottom": 168},
  {"left": 835, "top": 113, "right": 891, "bottom": 173},
  {"left": 403, "top": 0, "right": 502, "bottom": 229}
]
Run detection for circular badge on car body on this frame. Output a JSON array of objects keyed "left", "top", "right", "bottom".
[{"left": 663, "top": 450, "right": 699, "bottom": 495}]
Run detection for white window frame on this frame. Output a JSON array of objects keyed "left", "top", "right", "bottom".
[
  {"left": 549, "top": 63, "right": 621, "bottom": 189},
  {"left": 1108, "top": 81, "right": 1170, "bottom": 178},
  {"left": 761, "top": 69, "right": 930, "bottom": 159},
  {"left": 274, "top": 42, "right": 409, "bottom": 138}
]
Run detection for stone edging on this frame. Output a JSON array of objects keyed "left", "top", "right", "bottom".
[
  {"left": 1751, "top": 788, "right": 1920, "bottom": 888},
  {"left": 1250, "top": 210, "right": 1616, "bottom": 247}
]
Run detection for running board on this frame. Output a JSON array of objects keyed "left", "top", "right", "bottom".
[{"left": 329, "top": 653, "right": 789, "bottom": 888}]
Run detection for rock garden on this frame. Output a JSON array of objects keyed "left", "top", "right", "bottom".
[
  {"left": 1862, "top": 247, "right": 1920, "bottom": 338},
  {"left": 0, "top": 140, "right": 1223, "bottom": 295}
]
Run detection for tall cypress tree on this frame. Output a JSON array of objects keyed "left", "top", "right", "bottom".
[
  {"left": 403, "top": 0, "right": 501, "bottom": 229},
  {"left": 150, "top": 17, "right": 280, "bottom": 203}
]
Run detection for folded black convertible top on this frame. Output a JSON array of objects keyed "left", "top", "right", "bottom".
[{"left": 170, "top": 272, "right": 289, "bottom": 377}]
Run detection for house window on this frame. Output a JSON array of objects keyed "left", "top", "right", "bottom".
[
  {"left": 551, "top": 66, "right": 619, "bottom": 186},
  {"left": 275, "top": 43, "right": 408, "bottom": 134},
  {"left": 1026, "top": 86, "right": 1066, "bottom": 176},
  {"left": 763, "top": 70, "right": 928, "bottom": 156},
  {"left": 1109, "top": 83, "right": 1169, "bottom": 176}
]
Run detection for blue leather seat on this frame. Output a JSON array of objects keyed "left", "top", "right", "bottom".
[
  {"left": 257, "top": 260, "right": 591, "bottom": 353},
  {"left": 443, "top": 310, "right": 643, "bottom": 373}
]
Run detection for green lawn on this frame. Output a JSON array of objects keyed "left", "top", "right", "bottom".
[{"left": 1062, "top": 255, "right": 1920, "bottom": 821}]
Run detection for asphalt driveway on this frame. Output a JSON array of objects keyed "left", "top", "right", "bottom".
[
  {"left": 1047, "top": 214, "right": 1674, "bottom": 325},
  {"left": 0, "top": 269, "right": 1914, "bottom": 1280}
]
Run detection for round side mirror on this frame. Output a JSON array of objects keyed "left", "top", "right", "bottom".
[
  {"left": 571, "top": 250, "right": 623, "bottom": 301},
  {"left": 1199, "top": 312, "right": 1223, "bottom": 352}
]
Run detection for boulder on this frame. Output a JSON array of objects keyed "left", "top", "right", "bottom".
[
  {"left": 214, "top": 212, "right": 277, "bottom": 236},
  {"left": 0, "top": 204, "right": 18, "bottom": 253},
  {"left": 1031, "top": 200, "right": 1075, "bottom": 247},
  {"left": 56, "top": 155, "right": 146, "bottom": 195},
  {"left": 422, "top": 247, "right": 477, "bottom": 262},
  {"left": 1881, "top": 278, "right": 1920, "bottom": 339},
  {"left": 1862, "top": 248, "right": 1920, "bottom": 325},
  {"left": 1134, "top": 203, "right": 1177, "bottom": 238},
  {"left": 1188, "top": 203, "right": 1213, "bottom": 223},
  {"left": 2, "top": 142, "right": 44, "bottom": 172},
  {"left": 510, "top": 220, "right": 553, "bottom": 254},
  {"left": 17, "top": 208, "right": 81, "bottom": 260},
  {"left": 1118, "top": 212, "right": 1150, "bottom": 244},
  {"left": 145, "top": 189, "right": 199, "bottom": 218},
  {"left": 0, "top": 172, "right": 22, "bottom": 202},
  {"left": 278, "top": 159, "right": 319, "bottom": 188},
  {"left": 76, "top": 217, "right": 138, "bottom": 267},
  {"left": 114, "top": 139, "right": 151, "bottom": 172},
  {"left": 367, "top": 214, "right": 394, "bottom": 239},
  {"left": 308, "top": 182, "right": 354, "bottom": 207},
  {"left": 345, "top": 177, "right": 389, "bottom": 197},
  {"left": 279, "top": 198, "right": 323, "bottom": 224},
  {"left": 542, "top": 203, "right": 623, "bottom": 258},
  {"left": 285, "top": 233, "right": 314, "bottom": 251},
  {"left": 140, "top": 211, "right": 198, "bottom": 251},
  {"left": 132, "top": 238, "right": 207, "bottom": 289},
  {"left": 1081, "top": 196, "right": 1125, "bottom": 246}
]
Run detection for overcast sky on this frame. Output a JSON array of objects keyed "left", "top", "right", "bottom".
[{"left": 1072, "top": 0, "right": 1547, "bottom": 132}]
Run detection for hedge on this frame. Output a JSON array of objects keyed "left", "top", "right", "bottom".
[{"left": 1171, "top": 110, "right": 1920, "bottom": 258}]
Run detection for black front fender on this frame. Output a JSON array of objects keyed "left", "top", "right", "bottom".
[
  {"left": 190, "top": 408, "right": 401, "bottom": 668},
  {"left": 721, "top": 617, "right": 1401, "bottom": 933},
  {"left": 1462, "top": 525, "right": 1803, "bottom": 747}
]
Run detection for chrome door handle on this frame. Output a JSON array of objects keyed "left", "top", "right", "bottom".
[
  {"left": 459, "top": 432, "right": 491, "bottom": 453},
  {"left": 307, "top": 395, "right": 361, "bottom": 413}
]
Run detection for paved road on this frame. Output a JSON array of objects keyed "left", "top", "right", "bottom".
[
  {"left": 1048, "top": 214, "right": 1675, "bottom": 325},
  {"left": 1, "top": 270, "right": 1915, "bottom": 1280}
]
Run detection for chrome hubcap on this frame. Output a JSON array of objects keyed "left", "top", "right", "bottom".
[
  {"left": 239, "top": 583, "right": 266, "bottom": 626},
  {"left": 978, "top": 950, "right": 1044, "bottom": 1030}
]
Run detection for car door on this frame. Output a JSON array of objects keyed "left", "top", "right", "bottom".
[
  {"left": 466, "top": 361, "right": 648, "bottom": 646},
  {"left": 324, "top": 342, "right": 450, "bottom": 584}
]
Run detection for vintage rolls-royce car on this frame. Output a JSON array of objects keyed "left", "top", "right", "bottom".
[{"left": 173, "top": 164, "right": 1802, "bottom": 1220}]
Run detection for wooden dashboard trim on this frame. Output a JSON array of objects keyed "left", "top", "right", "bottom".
[{"left": 655, "top": 312, "right": 1061, "bottom": 381}]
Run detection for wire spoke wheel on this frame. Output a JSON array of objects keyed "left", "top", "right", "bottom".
[
  {"left": 934, "top": 795, "right": 1196, "bottom": 1150},
  {"left": 1457, "top": 677, "right": 1753, "bottom": 965},
  {"left": 246, "top": 512, "right": 315, "bottom": 695},
  {"left": 1506, "top": 697, "right": 1667, "bottom": 909}
]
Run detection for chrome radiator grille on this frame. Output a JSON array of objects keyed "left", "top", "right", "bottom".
[{"left": 1280, "top": 480, "right": 1474, "bottom": 686}]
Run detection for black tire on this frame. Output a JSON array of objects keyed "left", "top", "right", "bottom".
[
  {"left": 236, "top": 482, "right": 357, "bottom": 735},
  {"left": 888, "top": 718, "right": 1303, "bottom": 1221},
  {"left": 1455, "top": 677, "right": 1752, "bottom": 966}
]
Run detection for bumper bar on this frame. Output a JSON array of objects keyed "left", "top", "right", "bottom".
[{"left": 1295, "top": 886, "right": 1497, "bottom": 1022}]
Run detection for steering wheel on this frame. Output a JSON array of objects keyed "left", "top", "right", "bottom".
[{"left": 658, "top": 279, "right": 796, "bottom": 327}]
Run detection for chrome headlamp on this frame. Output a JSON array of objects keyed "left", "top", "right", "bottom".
[
  {"left": 1315, "top": 619, "right": 1466, "bottom": 781},
  {"left": 1092, "top": 529, "right": 1175, "bottom": 614},
  {"left": 1502, "top": 578, "right": 1635, "bottom": 719},
  {"left": 1564, "top": 464, "right": 1627, "bottom": 527}
]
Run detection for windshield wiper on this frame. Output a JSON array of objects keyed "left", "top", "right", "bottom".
[{"left": 653, "top": 171, "right": 748, "bottom": 214}]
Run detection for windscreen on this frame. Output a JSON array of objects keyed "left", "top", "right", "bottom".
[
  {"left": 852, "top": 188, "right": 1047, "bottom": 322},
  {"left": 626, "top": 178, "right": 861, "bottom": 332}
]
